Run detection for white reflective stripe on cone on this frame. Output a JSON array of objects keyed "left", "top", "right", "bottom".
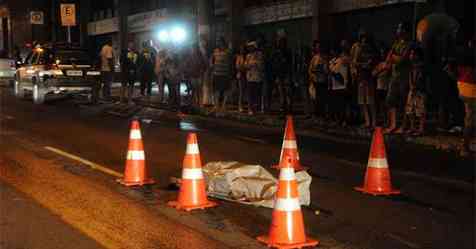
[
  {"left": 130, "top": 129, "right": 142, "bottom": 139},
  {"left": 283, "top": 140, "right": 297, "bottom": 149},
  {"left": 274, "top": 198, "right": 301, "bottom": 212},
  {"left": 368, "top": 158, "right": 388, "bottom": 168},
  {"left": 182, "top": 168, "right": 204, "bottom": 179},
  {"left": 127, "top": 150, "right": 145, "bottom": 160},
  {"left": 279, "top": 168, "right": 296, "bottom": 181},
  {"left": 186, "top": 143, "right": 200, "bottom": 155}
]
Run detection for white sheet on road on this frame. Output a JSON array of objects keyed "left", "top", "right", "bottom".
[{"left": 202, "top": 161, "right": 311, "bottom": 208}]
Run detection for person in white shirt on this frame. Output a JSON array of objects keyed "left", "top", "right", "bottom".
[{"left": 100, "top": 40, "right": 114, "bottom": 100}]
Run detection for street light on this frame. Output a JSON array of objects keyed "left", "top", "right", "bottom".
[
  {"left": 155, "top": 25, "right": 188, "bottom": 46},
  {"left": 170, "top": 27, "right": 186, "bottom": 44},
  {"left": 158, "top": 30, "right": 169, "bottom": 43}
]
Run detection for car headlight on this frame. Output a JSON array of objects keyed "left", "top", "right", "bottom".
[
  {"left": 86, "top": 71, "right": 101, "bottom": 76},
  {"left": 39, "top": 70, "right": 63, "bottom": 77}
]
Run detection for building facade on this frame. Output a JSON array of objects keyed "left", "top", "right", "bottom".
[{"left": 0, "top": 0, "right": 88, "bottom": 57}]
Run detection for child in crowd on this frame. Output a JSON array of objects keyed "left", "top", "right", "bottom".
[{"left": 372, "top": 48, "right": 391, "bottom": 126}]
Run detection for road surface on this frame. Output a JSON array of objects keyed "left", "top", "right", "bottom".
[{"left": 0, "top": 87, "right": 473, "bottom": 249}]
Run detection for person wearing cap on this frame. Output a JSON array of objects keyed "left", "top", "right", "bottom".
[
  {"left": 244, "top": 41, "right": 265, "bottom": 115},
  {"left": 210, "top": 37, "right": 232, "bottom": 112}
]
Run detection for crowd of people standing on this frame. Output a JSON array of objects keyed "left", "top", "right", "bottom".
[{"left": 98, "top": 22, "right": 474, "bottom": 152}]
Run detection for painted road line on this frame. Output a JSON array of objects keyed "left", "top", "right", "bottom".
[
  {"left": 44, "top": 146, "right": 123, "bottom": 178},
  {"left": 386, "top": 233, "right": 421, "bottom": 249},
  {"left": 236, "top": 136, "right": 267, "bottom": 144}
]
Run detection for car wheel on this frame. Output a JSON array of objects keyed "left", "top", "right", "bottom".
[
  {"left": 14, "top": 75, "right": 25, "bottom": 98},
  {"left": 32, "top": 79, "right": 46, "bottom": 104}
]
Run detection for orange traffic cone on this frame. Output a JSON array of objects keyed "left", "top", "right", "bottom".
[
  {"left": 117, "top": 120, "right": 155, "bottom": 186},
  {"left": 273, "top": 115, "right": 306, "bottom": 171},
  {"left": 168, "top": 133, "right": 218, "bottom": 211},
  {"left": 355, "top": 127, "right": 400, "bottom": 195},
  {"left": 258, "top": 156, "right": 319, "bottom": 249}
]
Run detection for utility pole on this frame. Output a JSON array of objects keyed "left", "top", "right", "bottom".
[
  {"left": 119, "top": 0, "right": 129, "bottom": 83},
  {"left": 79, "top": 0, "right": 91, "bottom": 47},
  {"left": 227, "top": 0, "right": 243, "bottom": 51},
  {"left": 51, "top": 0, "right": 57, "bottom": 42}
]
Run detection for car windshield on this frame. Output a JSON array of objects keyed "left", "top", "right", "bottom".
[{"left": 54, "top": 50, "right": 91, "bottom": 65}]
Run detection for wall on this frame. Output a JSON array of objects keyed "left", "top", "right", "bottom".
[{"left": 329, "top": 3, "right": 415, "bottom": 48}]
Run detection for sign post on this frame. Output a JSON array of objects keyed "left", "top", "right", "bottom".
[{"left": 60, "top": 4, "right": 76, "bottom": 43}]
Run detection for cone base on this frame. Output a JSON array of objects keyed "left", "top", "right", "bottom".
[
  {"left": 167, "top": 200, "right": 218, "bottom": 212},
  {"left": 116, "top": 178, "right": 155, "bottom": 187},
  {"left": 257, "top": 235, "right": 319, "bottom": 249},
  {"left": 272, "top": 164, "right": 308, "bottom": 172},
  {"left": 354, "top": 186, "right": 401, "bottom": 196}
]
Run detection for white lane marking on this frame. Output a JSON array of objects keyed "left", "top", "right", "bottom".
[
  {"left": 236, "top": 136, "right": 266, "bottom": 144},
  {"left": 386, "top": 233, "right": 421, "bottom": 249},
  {"left": 44, "top": 146, "right": 123, "bottom": 178}
]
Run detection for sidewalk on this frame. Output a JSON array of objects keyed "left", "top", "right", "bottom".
[
  {"left": 192, "top": 106, "right": 469, "bottom": 154},
  {"left": 104, "top": 86, "right": 472, "bottom": 157}
]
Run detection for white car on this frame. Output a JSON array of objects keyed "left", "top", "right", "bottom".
[
  {"left": 0, "top": 57, "right": 16, "bottom": 87},
  {"left": 15, "top": 44, "right": 101, "bottom": 104}
]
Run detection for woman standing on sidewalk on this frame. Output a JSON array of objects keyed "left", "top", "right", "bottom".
[
  {"left": 184, "top": 45, "right": 207, "bottom": 107},
  {"left": 351, "top": 31, "right": 377, "bottom": 128},
  {"left": 235, "top": 44, "right": 248, "bottom": 113},
  {"left": 384, "top": 23, "right": 411, "bottom": 133},
  {"left": 308, "top": 40, "right": 329, "bottom": 120},
  {"left": 244, "top": 41, "right": 265, "bottom": 115},
  {"left": 210, "top": 37, "right": 232, "bottom": 112},
  {"left": 165, "top": 52, "right": 182, "bottom": 112}
]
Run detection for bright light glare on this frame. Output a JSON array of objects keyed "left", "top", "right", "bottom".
[
  {"left": 171, "top": 27, "right": 186, "bottom": 43},
  {"left": 158, "top": 30, "right": 169, "bottom": 42}
]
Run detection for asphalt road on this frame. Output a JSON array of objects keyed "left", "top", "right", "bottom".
[
  {"left": 0, "top": 87, "right": 474, "bottom": 249},
  {"left": 0, "top": 181, "right": 106, "bottom": 249}
]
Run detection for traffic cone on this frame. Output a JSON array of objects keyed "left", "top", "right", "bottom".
[
  {"left": 258, "top": 156, "right": 319, "bottom": 249},
  {"left": 273, "top": 115, "right": 306, "bottom": 171},
  {"left": 355, "top": 127, "right": 400, "bottom": 195},
  {"left": 117, "top": 120, "right": 155, "bottom": 186},
  {"left": 168, "top": 133, "right": 218, "bottom": 211}
]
